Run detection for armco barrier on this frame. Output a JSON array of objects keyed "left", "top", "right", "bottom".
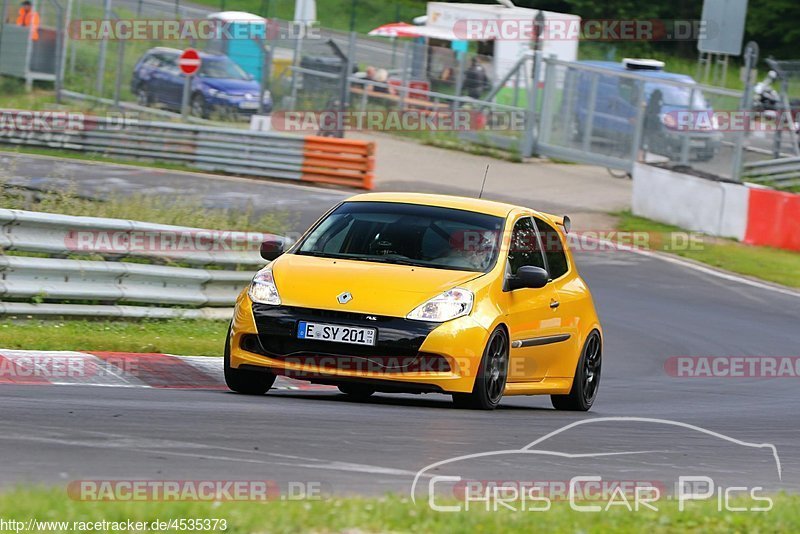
[
  {"left": 0, "top": 113, "right": 375, "bottom": 190},
  {"left": 632, "top": 163, "right": 800, "bottom": 252},
  {"left": 0, "top": 208, "right": 272, "bottom": 317}
]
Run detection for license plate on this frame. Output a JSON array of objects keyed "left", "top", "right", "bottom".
[
  {"left": 239, "top": 101, "right": 259, "bottom": 109},
  {"left": 297, "top": 321, "right": 376, "bottom": 346}
]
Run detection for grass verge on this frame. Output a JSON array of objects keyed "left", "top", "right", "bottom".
[
  {"left": 616, "top": 211, "right": 800, "bottom": 288},
  {"left": 0, "top": 319, "right": 228, "bottom": 356},
  {"left": 0, "top": 488, "right": 798, "bottom": 533}
]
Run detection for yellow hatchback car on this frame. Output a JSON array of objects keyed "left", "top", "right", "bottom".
[{"left": 225, "top": 193, "right": 603, "bottom": 410}]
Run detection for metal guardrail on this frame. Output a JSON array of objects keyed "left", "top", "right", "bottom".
[
  {"left": 742, "top": 156, "right": 800, "bottom": 187},
  {"left": 0, "top": 208, "right": 270, "bottom": 318},
  {"left": 0, "top": 114, "right": 375, "bottom": 189}
]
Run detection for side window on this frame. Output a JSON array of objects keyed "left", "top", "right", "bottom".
[
  {"left": 160, "top": 54, "right": 180, "bottom": 74},
  {"left": 534, "top": 217, "right": 569, "bottom": 279},
  {"left": 508, "top": 217, "right": 545, "bottom": 275}
]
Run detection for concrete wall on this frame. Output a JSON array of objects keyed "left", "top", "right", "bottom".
[{"left": 632, "top": 163, "right": 748, "bottom": 241}]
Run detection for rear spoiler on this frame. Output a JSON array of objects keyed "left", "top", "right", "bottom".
[{"left": 541, "top": 213, "right": 571, "bottom": 234}]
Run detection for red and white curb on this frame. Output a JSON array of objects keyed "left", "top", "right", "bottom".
[{"left": 0, "top": 349, "right": 333, "bottom": 391}]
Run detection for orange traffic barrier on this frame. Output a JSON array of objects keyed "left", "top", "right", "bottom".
[{"left": 301, "top": 136, "right": 375, "bottom": 190}]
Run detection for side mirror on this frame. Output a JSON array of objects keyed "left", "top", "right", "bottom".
[
  {"left": 260, "top": 238, "right": 285, "bottom": 261},
  {"left": 508, "top": 266, "right": 549, "bottom": 290}
]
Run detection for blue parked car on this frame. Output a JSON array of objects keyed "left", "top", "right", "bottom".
[
  {"left": 568, "top": 59, "right": 722, "bottom": 161},
  {"left": 131, "top": 47, "right": 272, "bottom": 119}
]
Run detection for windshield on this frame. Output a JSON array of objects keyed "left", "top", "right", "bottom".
[
  {"left": 296, "top": 201, "right": 504, "bottom": 272},
  {"left": 648, "top": 83, "right": 708, "bottom": 108},
  {"left": 199, "top": 58, "right": 249, "bottom": 80}
]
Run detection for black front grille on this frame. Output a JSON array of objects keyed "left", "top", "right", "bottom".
[{"left": 250, "top": 304, "right": 440, "bottom": 359}]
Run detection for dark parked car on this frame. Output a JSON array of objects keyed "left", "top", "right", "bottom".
[{"left": 131, "top": 47, "right": 272, "bottom": 118}]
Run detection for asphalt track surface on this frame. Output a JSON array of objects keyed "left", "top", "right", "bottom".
[{"left": 1, "top": 154, "right": 799, "bottom": 498}]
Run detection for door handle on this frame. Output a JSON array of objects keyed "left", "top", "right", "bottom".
[{"left": 549, "top": 299, "right": 560, "bottom": 309}]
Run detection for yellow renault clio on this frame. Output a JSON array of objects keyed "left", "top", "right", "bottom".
[{"left": 225, "top": 193, "right": 602, "bottom": 410}]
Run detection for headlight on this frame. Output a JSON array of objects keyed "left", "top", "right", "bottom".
[
  {"left": 406, "top": 288, "right": 473, "bottom": 322},
  {"left": 659, "top": 112, "right": 677, "bottom": 129},
  {"left": 207, "top": 88, "right": 220, "bottom": 96},
  {"left": 248, "top": 267, "right": 281, "bottom": 305}
]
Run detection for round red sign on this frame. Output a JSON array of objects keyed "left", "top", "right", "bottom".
[{"left": 178, "top": 48, "right": 201, "bottom": 76}]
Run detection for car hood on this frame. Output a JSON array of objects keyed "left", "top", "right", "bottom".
[
  {"left": 199, "top": 78, "right": 260, "bottom": 94},
  {"left": 270, "top": 253, "right": 483, "bottom": 317}
]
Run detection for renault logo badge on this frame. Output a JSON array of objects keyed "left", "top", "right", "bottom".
[{"left": 337, "top": 292, "right": 353, "bottom": 304}]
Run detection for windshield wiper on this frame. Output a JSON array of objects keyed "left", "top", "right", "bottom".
[{"left": 368, "top": 255, "right": 427, "bottom": 267}]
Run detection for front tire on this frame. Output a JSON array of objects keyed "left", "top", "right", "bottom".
[
  {"left": 136, "top": 86, "right": 151, "bottom": 107},
  {"left": 224, "top": 326, "right": 275, "bottom": 395},
  {"left": 551, "top": 330, "right": 602, "bottom": 411},
  {"left": 191, "top": 94, "right": 208, "bottom": 118},
  {"left": 452, "top": 327, "right": 508, "bottom": 410}
]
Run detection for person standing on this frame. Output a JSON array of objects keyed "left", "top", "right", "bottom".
[
  {"left": 464, "top": 57, "right": 489, "bottom": 99},
  {"left": 16, "top": 0, "right": 39, "bottom": 41}
]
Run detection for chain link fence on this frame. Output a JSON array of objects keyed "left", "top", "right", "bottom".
[{"left": 1, "top": 0, "right": 798, "bottom": 186}]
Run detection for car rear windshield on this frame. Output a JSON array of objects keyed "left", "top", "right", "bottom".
[{"left": 296, "top": 201, "right": 504, "bottom": 272}]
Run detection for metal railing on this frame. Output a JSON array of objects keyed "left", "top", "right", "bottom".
[
  {"left": 742, "top": 156, "right": 800, "bottom": 187},
  {"left": 0, "top": 115, "right": 309, "bottom": 182},
  {"left": 0, "top": 208, "right": 270, "bottom": 318},
  {"left": 0, "top": 113, "right": 375, "bottom": 188}
]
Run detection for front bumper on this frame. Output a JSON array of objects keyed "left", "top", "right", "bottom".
[
  {"left": 207, "top": 95, "right": 273, "bottom": 116},
  {"left": 229, "top": 293, "right": 489, "bottom": 394}
]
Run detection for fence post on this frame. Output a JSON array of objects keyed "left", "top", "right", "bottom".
[
  {"left": 522, "top": 48, "right": 543, "bottom": 157},
  {"left": 288, "top": 26, "right": 304, "bottom": 111},
  {"left": 581, "top": 73, "right": 599, "bottom": 153},
  {"left": 731, "top": 41, "right": 758, "bottom": 182},
  {"left": 113, "top": 38, "right": 125, "bottom": 109},
  {"left": 398, "top": 40, "right": 410, "bottom": 110},
  {"left": 536, "top": 57, "right": 557, "bottom": 148},
  {"left": 629, "top": 80, "right": 647, "bottom": 167},
  {"left": 343, "top": 31, "right": 356, "bottom": 108},
  {"left": 258, "top": 43, "right": 271, "bottom": 115},
  {"left": 94, "top": 0, "right": 112, "bottom": 96},
  {"left": 678, "top": 88, "right": 696, "bottom": 165}
]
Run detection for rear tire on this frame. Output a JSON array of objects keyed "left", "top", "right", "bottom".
[
  {"left": 452, "top": 327, "right": 508, "bottom": 410},
  {"left": 551, "top": 330, "right": 602, "bottom": 411},
  {"left": 337, "top": 384, "right": 375, "bottom": 400},
  {"left": 224, "top": 326, "right": 275, "bottom": 395}
]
